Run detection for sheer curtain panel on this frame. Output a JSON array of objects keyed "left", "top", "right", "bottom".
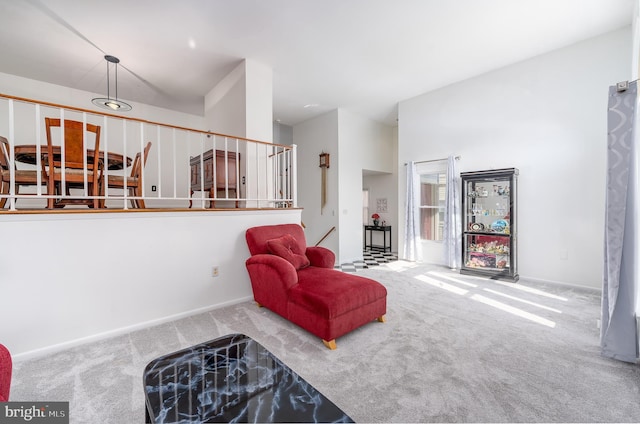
[
  {"left": 403, "top": 161, "right": 422, "bottom": 262},
  {"left": 443, "top": 155, "right": 462, "bottom": 269}
]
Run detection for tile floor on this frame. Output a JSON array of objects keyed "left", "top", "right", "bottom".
[{"left": 336, "top": 250, "right": 398, "bottom": 272}]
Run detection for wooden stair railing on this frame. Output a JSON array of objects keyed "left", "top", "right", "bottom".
[{"left": 315, "top": 226, "right": 336, "bottom": 247}]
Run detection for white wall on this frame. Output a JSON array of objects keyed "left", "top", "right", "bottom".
[
  {"left": 398, "top": 27, "right": 632, "bottom": 289},
  {"left": 338, "top": 110, "right": 395, "bottom": 262},
  {"left": 204, "top": 62, "right": 246, "bottom": 137},
  {"left": 363, "top": 172, "right": 398, "bottom": 251},
  {"left": 244, "top": 59, "right": 273, "bottom": 142},
  {"left": 205, "top": 59, "right": 273, "bottom": 142},
  {"left": 363, "top": 126, "right": 399, "bottom": 251},
  {"left": 293, "top": 110, "right": 340, "bottom": 255},
  {"left": 1, "top": 209, "right": 302, "bottom": 358},
  {"left": 293, "top": 109, "right": 395, "bottom": 263},
  {"left": 274, "top": 122, "right": 293, "bottom": 145},
  {"left": 0, "top": 72, "right": 204, "bottom": 130}
]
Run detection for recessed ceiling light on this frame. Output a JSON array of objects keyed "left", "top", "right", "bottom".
[
  {"left": 303, "top": 103, "right": 319, "bottom": 109},
  {"left": 188, "top": 38, "right": 196, "bottom": 49}
]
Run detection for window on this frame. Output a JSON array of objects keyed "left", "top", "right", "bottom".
[
  {"left": 419, "top": 172, "right": 446, "bottom": 241},
  {"left": 362, "top": 189, "right": 369, "bottom": 225}
]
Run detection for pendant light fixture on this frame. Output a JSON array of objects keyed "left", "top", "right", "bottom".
[{"left": 92, "top": 55, "right": 132, "bottom": 112}]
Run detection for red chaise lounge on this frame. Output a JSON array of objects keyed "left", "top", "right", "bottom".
[
  {"left": 245, "top": 224, "right": 387, "bottom": 349},
  {"left": 0, "top": 343, "right": 11, "bottom": 402}
]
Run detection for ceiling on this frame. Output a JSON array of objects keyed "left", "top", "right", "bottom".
[{"left": 0, "top": 0, "right": 634, "bottom": 126}]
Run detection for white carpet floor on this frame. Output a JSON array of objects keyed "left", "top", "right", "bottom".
[{"left": 10, "top": 261, "right": 640, "bottom": 423}]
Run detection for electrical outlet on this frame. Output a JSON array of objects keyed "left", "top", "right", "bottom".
[
  {"left": 212, "top": 266, "right": 219, "bottom": 277},
  {"left": 559, "top": 248, "right": 568, "bottom": 260},
  {"left": 151, "top": 185, "right": 157, "bottom": 192}
]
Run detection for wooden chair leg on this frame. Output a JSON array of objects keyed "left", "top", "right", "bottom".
[
  {"left": 322, "top": 339, "right": 337, "bottom": 350},
  {"left": 0, "top": 180, "right": 8, "bottom": 208},
  {"left": 92, "top": 188, "right": 100, "bottom": 209},
  {"left": 128, "top": 188, "right": 137, "bottom": 208},
  {"left": 134, "top": 187, "right": 145, "bottom": 208},
  {"left": 98, "top": 181, "right": 105, "bottom": 208},
  {"left": 209, "top": 188, "right": 215, "bottom": 209},
  {"left": 377, "top": 315, "right": 386, "bottom": 323},
  {"left": 44, "top": 178, "right": 56, "bottom": 209},
  {"left": 90, "top": 183, "right": 100, "bottom": 209}
]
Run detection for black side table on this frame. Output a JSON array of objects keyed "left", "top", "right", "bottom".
[{"left": 363, "top": 225, "right": 392, "bottom": 252}]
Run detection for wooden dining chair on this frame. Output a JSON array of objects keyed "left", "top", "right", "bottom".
[
  {"left": 0, "top": 136, "right": 47, "bottom": 208},
  {"left": 104, "top": 141, "right": 152, "bottom": 208},
  {"left": 42, "top": 118, "right": 103, "bottom": 209}
]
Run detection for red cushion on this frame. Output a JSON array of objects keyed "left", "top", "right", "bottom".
[
  {"left": 267, "top": 234, "right": 310, "bottom": 270},
  {"left": 288, "top": 267, "right": 387, "bottom": 318},
  {"left": 246, "top": 224, "right": 307, "bottom": 255}
]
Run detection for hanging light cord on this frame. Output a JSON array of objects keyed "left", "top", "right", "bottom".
[{"left": 106, "top": 58, "right": 111, "bottom": 100}]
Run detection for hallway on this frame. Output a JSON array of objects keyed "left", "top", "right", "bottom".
[{"left": 337, "top": 250, "right": 398, "bottom": 272}]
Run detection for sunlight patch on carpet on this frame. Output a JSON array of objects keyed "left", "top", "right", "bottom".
[
  {"left": 427, "top": 271, "right": 479, "bottom": 288},
  {"left": 491, "top": 280, "right": 568, "bottom": 302},
  {"left": 383, "top": 260, "right": 419, "bottom": 272},
  {"left": 415, "top": 274, "right": 469, "bottom": 295},
  {"left": 483, "top": 288, "right": 563, "bottom": 314},
  {"left": 471, "top": 294, "right": 556, "bottom": 328}
]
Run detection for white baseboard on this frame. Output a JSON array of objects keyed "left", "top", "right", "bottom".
[
  {"left": 13, "top": 296, "right": 254, "bottom": 362},
  {"left": 518, "top": 275, "right": 601, "bottom": 293},
  {"left": 414, "top": 263, "right": 601, "bottom": 292}
]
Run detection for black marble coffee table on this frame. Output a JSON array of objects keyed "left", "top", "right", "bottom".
[{"left": 143, "top": 333, "right": 353, "bottom": 423}]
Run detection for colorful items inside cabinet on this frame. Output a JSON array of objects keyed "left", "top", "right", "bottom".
[{"left": 460, "top": 168, "right": 518, "bottom": 282}]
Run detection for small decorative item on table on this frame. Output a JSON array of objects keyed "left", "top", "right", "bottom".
[
  {"left": 372, "top": 213, "right": 380, "bottom": 227},
  {"left": 490, "top": 219, "right": 509, "bottom": 233}
]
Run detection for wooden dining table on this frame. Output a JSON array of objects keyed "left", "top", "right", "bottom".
[{"left": 13, "top": 144, "right": 132, "bottom": 170}]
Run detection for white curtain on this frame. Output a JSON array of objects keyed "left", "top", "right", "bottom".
[
  {"left": 601, "top": 80, "right": 638, "bottom": 363},
  {"left": 403, "top": 161, "right": 422, "bottom": 261},
  {"left": 443, "top": 156, "right": 462, "bottom": 269}
]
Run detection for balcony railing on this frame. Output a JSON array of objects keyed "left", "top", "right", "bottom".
[{"left": 0, "top": 93, "right": 296, "bottom": 211}]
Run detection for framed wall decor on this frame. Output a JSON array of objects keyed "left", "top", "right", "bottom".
[
  {"left": 319, "top": 152, "right": 330, "bottom": 168},
  {"left": 376, "top": 198, "right": 387, "bottom": 213},
  {"left": 319, "top": 152, "right": 330, "bottom": 213}
]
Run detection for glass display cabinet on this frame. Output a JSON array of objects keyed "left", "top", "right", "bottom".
[{"left": 460, "top": 168, "right": 518, "bottom": 282}]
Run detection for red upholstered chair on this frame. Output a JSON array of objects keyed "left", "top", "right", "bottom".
[
  {"left": 245, "top": 224, "right": 387, "bottom": 349},
  {"left": 0, "top": 343, "right": 12, "bottom": 402}
]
